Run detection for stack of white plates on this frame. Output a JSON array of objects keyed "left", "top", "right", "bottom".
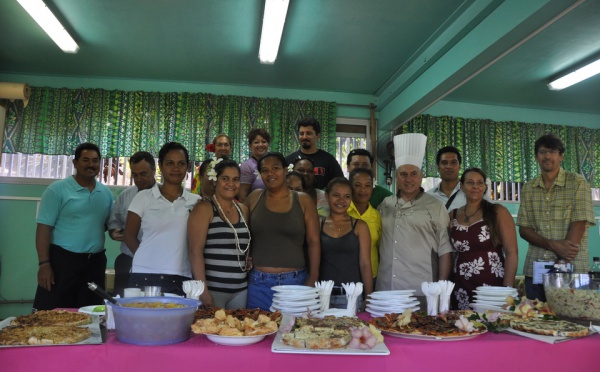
[
  {"left": 470, "top": 286, "right": 518, "bottom": 312},
  {"left": 366, "top": 290, "right": 420, "bottom": 317},
  {"left": 269, "top": 285, "right": 321, "bottom": 316}
]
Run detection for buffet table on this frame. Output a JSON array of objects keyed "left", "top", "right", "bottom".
[{"left": 2, "top": 318, "right": 596, "bottom": 372}]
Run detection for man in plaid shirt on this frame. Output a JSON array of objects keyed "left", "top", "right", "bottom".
[{"left": 517, "top": 134, "right": 595, "bottom": 301}]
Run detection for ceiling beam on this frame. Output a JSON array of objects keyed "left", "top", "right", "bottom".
[
  {"left": 377, "top": 0, "right": 585, "bottom": 132},
  {"left": 375, "top": 0, "right": 502, "bottom": 107}
]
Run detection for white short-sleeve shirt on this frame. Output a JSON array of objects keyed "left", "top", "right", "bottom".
[{"left": 128, "top": 186, "right": 200, "bottom": 277}]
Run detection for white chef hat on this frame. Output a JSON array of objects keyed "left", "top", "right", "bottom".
[{"left": 393, "top": 133, "right": 427, "bottom": 169}]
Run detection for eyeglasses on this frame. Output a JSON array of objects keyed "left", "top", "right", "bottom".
[{"left": 537, "top": 149, "right": 560, "bottom": 155}]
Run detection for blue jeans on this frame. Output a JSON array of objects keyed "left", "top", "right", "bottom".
[
  {"left": 525, "top": 276, "right": 546, "bottom": 302},
  {"left": 247, "top": 269, "right": 308, "bottom": 311}
]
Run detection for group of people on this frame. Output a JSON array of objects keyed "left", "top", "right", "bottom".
[{"left": 32, "top": 119, "right": 595, "bottom": 314}]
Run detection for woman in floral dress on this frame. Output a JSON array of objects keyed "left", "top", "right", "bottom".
[{"left": 449, "top": 168, "right": 518, "bottom": 309}]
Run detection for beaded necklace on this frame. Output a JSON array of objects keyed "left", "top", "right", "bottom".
[{"left": 211, "top": 196, "right": 252, "bottom": 272}]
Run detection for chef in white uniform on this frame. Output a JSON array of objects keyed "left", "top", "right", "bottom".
[{"left": 376, "top": 133, "right": 452, "bottom": 305}]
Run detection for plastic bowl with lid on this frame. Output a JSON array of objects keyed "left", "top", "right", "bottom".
[
  {"left": 109, "top": 297, "right": 201, "bottom": 345},
  {"left": 543, "top": 273, "right": 600, "bottom": 324}
]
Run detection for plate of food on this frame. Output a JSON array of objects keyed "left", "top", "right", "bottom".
[
  {"left": 206, "top": 330, "right": 277, "bottom": 346},
  {"left": 507, "top": 319, "right": 592, "bottom": 343},
  {"left": 382, "top": 330, "right": 485, "bottom": 341},
  {"left": 78, "top": 305, "right": 106, "bottom": 316},
  {"left": 191, "top": 308, "right": 280, "bottom": 346},
  {"left": 272, "top": 314, "right": 389, "bottom": 355},
  {"left": 0, "top": 310, "right": 102, "bottom": 346},
  {"left": 369, "top": 309, "right": 487, "bottom": 341}
]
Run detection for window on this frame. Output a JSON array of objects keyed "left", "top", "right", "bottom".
[
  {"left": 0, "top": 153, "right": 195, "bottom": 189},
  {"left": 335, "top": 118, "right": 370, "bottom": 177},
  {"left": 421, "top": 177, "right": 524, "bottom": 202}
]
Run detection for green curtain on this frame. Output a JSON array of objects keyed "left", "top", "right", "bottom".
[
  {"left": 404, "top": 114, "right": 600, "bottom": 187},
  {"left": 2, "top": 87, "right": 337, "bottom": 162}
]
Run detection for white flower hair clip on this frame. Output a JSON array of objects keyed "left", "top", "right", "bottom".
[
  {"left": 287, "top": 164, "right": 294, "bottom": 172},
  {"left": 207, "top": 168, "right": 217, "bottom": 181},
  {"left": 207, "top": 157, "right": 223, "bottom": 181}
]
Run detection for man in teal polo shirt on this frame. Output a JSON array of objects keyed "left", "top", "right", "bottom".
[
  {"left": 346, "top": 149, "right": 392, "bottom": 208},
  {"left": 34, "top": 143, "right": 113, "bottom": 310}
]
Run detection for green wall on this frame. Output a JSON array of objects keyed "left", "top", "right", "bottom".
[
  {"left": 499, "top": 202, "right": 600, "bottom": 280},
  {"left": 0, "top": 183, "right": 122, "bottom": 319}
]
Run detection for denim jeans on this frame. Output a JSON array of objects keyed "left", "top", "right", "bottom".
[{"left": 247, "top": 269, "right": 308, "bottom": 311}]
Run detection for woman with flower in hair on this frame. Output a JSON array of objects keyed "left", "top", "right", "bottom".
[
  {"left": 196, "top": 158, "right": 215, "bottom": 200},
  {"left": 188, "top": 159, "right": 250, "bottom": 309},
  {"left": 192, "top": 134, "right": 233, "bottom": 194},
  {"left": 238, "top": 128, "right": 271, "bottom": 202}
]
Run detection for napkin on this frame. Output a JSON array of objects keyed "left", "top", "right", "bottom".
[
  {"left": 315, "top": 280, "right": 334, "bottom": 312},
  {"left": 421, "top": 282, "right": 442, "bottom": 316},
  {"left": 342, "top": 282, "right": 363, "bottom": 316},
  {"left": 437, "top": 280, "right": 455, "bottom": 313},
  {"left": 182, "top": 280, "right": 205, "bottom": 301},
  {"left": 104, "top": 296, "right": 119, "bottom": 330}
]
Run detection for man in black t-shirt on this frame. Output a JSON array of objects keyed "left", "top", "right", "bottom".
[{"left": 285, "top": 118, "right": 344, "bottom": 190}]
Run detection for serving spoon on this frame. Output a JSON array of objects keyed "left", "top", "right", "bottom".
[{"left": 87, "top": 282, "right": 120, "bottom": 306}]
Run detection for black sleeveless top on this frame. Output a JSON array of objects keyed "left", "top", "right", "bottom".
[{"left": 319, "top": 218, "right": 362, "bottom": 286}]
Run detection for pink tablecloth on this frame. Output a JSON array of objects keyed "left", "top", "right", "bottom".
[
  {"left": 1, "top": 306, "right": 596, "bottom": 372},
  {"left": 2, "top": 327, "right": 596, "bottom": 372}
]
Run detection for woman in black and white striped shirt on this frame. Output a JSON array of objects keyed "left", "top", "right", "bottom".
[{"left": 188, "top": 159, "right": 251, "bottom": 309}]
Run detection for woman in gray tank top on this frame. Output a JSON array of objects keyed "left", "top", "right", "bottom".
[{"left": 244, "top": 152, "right": 321, "bottom": 311}]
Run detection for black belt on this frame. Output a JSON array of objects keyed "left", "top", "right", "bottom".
[
  {"left": 331, "top": 287, "right": 346, "bottom": 296},
  {"left": 51, "top": 244, "right": 105, "bottom": 259}
]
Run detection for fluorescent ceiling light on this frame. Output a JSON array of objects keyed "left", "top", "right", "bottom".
[
  {"left": 259, "top": 0, "right": 290, "bottom": 64},
  {"left": 548, "top": 57, "right": 600, "bottom": 90},
  {"left": 17, "top": 0, "right": 79, "bottom": 53}
]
